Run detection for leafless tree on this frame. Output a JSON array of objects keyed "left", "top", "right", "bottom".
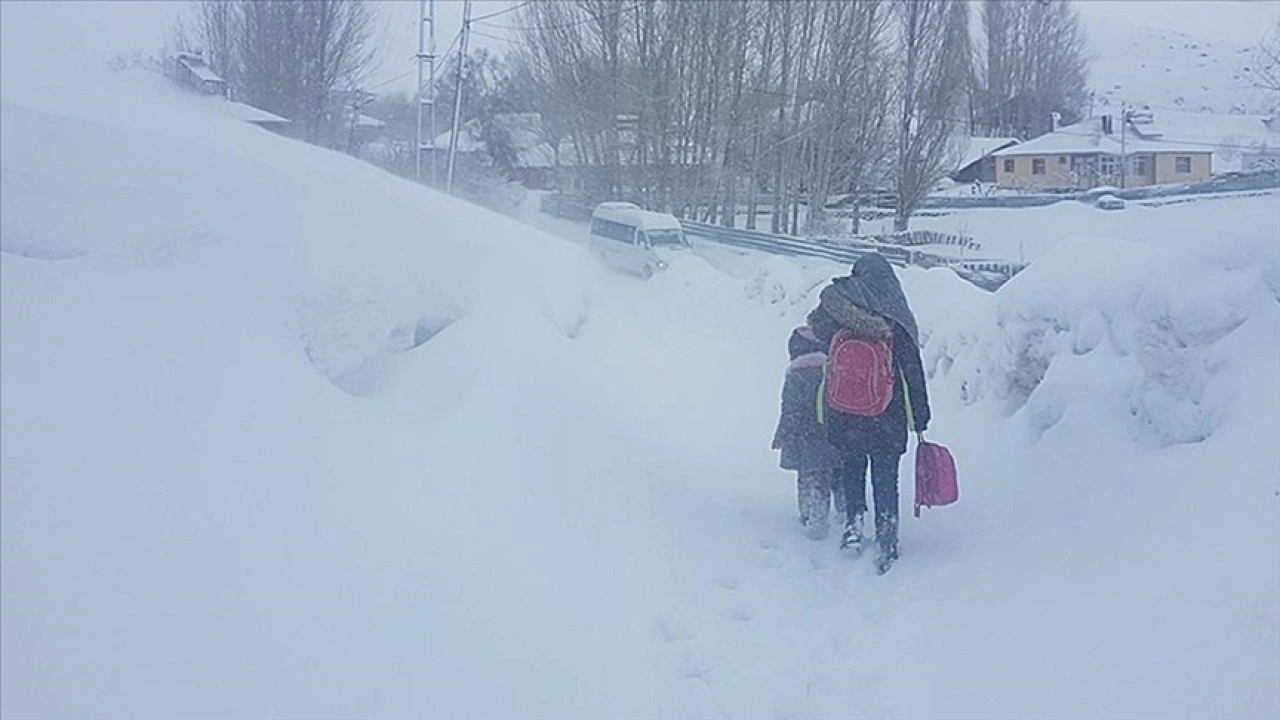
[
  {"left": 1251, "top": 16, "right": 1280, "bottom": 104},
  {"left": 977, "top": 0, "right": 1089, "bottom": 139},
  {"left": 514, "top": 0, "right": 910, "bottom": 235},
  {"left": 177, "top": 1, "right": 376, "bottom": 142},
  {"left": 891, "top": 0, "right": 970, "bottom": 231}
]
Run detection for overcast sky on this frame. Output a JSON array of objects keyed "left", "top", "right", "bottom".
[{"left": 3, "top": 1, "right": 1278, "bottom": 99}]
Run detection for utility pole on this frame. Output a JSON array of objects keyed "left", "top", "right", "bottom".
[
  {"left": 415, "top": 0, "right": 438, "bottom": 185},
  {"left": 445, "top": 0, "right": 472, "bottom": 194},
  {"left": 1119, "top": 104, "right": 1128, "bottom": 189}
]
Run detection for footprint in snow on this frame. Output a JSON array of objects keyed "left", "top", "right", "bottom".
[
  {"left": 714, "top": 575, "right": 741, "bottom": 590},
  {"left": 653, "top": 613, "right": 697, "bottom": 644},
  {"left": 679, "top": 655, "right": 715, "bottom": 683}
]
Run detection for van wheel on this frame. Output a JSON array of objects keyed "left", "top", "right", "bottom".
[{"left": 641, "top": 264, "right": 654, "bottom": 279}]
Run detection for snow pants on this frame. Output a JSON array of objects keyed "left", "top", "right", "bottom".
[
  {"left": 797, "top": 469, "right": 846, "bottom": 538},
  {"left": 841, "top": 451, "right": 900, "bottom": 552}
]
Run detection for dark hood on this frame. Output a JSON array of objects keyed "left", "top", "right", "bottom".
[{"left": 832, "top": 254, "right": 919, "bottom": 345}]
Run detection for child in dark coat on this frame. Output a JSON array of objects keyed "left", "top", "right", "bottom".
[{"left": 772, "top": 325, "right": 845, "bottom": 539}]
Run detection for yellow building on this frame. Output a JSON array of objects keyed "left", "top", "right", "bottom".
[{"left": 992, "top": 116, "right": 1212, "bottom": 191}]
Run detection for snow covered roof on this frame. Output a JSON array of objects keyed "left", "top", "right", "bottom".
[
  {"left": 176, "top": 54, "right": 225, "bottom": 85},
  {"left": 221, "top": 101, "right": 291, "bottom": 125},
  {"left": 433, "top": 126, "right": 486, "bottom": 153},
  {"left": 356, "top": 114, "right": 384, "bottom": 129},
  {"left": 435, "top": 115, "right": 585, "bottom": 167},
  {"left": 993, "top": 117, "right": 1212, "bottom": 157},
  {"left": 955, "top": 137, "right": 1020, "bottom": 171}
]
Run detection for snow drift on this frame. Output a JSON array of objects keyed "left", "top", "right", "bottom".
[{"left": 3, "top": 65, "right": 1278, "bottom": 720}]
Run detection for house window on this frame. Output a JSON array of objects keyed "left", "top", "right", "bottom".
[
  {"left": 1176, "top": 156, "right": 1192, "bottom": 173},
  {"left": 1059, "top": 156, "right": 1068, "bottom": 165},
  {"left": 1032, "top": 158, "right": 1046, "bottom": 175},
  {"left": 1132, "top": 156, "right": 1149, "bottom": 176},
  {"left": 1003, "top": 158, "right": 1015, "bottom": 173},
  {"left": 1099, "top": 156, "right": 1117, "bottom": 178}
]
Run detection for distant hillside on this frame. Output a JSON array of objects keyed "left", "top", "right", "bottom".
[{"left": 1086, "top": 17, "right": 1274, "bottom": 116}]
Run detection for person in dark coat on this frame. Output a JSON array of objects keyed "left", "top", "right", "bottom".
[
  {"left": 807, "top": 254, "right": 931, "bottom": 573},
  {"left": 772, "top": 325, "right": 845, "bottom": 539}
]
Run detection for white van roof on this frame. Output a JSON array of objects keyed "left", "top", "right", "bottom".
[{"left": 591, "top": 203, "right": 683, "bottom": 231}]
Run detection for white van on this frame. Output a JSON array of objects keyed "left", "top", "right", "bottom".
[{"left": 589, "top": 202, "right": 691, "bottom": 278}]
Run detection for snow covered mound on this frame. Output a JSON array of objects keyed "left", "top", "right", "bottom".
[
  {"left": 0, "top": 72, "right": 592, "bottom": 394},
  {"left": 910, "top": 232, "right": 1278, "bottom": 446},
  {"left": 4, "top": 60, "right": 1279, "bottom": 720}
]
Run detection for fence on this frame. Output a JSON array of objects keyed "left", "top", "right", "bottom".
[
  {"left": 678, "top": 220, "right": 1025, "bottom": 291},
  {"left": 536, "top": 193, "right": 1024, "bottom": 290}
]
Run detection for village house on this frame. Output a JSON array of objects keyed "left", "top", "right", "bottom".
[
  {"left": 167, "top": 51, "right": 228, "bottom": 97},
  {"left": 993, "top": 114, "right": 1212, "bottom": 190},
  {"left": 951, "top": 136, "right": 1020, "bottom": 184}
]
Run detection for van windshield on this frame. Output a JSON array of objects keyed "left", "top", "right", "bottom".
[{"left": 645, "top": 228, "right": 687, "bottom": 247}]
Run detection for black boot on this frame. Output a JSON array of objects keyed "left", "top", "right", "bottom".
[{"left": 875, "top": 513, "right": 899, "bottom": 575}]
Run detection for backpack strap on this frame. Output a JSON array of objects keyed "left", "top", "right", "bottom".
[
  {"left": 816, "top": 372, "right": 826, "bottom": 425},
  {"left": 900, "top": 366, "right": 915, "bottom": 434}
]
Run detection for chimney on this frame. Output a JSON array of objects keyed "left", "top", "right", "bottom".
[{"left": 1051, "top": 112, "right": 1062, "bottom": 132}]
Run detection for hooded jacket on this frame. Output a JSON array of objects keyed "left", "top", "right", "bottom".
[
  {"left": 811, "top": 256, "right": 931, "bottom": 456},
  {"left": 775, "top": 357, "right": 844, "bottom": 473}
]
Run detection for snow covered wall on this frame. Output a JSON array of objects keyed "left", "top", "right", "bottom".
[{"left": 3, "top": 60, "right": 1279, "bottom": 720}]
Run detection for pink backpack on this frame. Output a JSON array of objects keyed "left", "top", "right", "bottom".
[
  {"left": 826, "top": 330, "right": 894, "bottom": 416},
  {"left": 914, "top": 441, "right": 959, "bottom": 517}
]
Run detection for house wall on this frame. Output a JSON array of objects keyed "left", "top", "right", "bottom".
[
  {"left": 995, "top": 154, "right": 1084, "bottom": 190},
  {"left": 1154, "top": 152, "right": 1212, "bottom": 184},
  {"left": 997, "top": 151, "right": 1205, "bottom": 189}
]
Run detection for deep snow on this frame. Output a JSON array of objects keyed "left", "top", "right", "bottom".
[{"left": 3, "top": 67, "right": 1279, "bottom": 720}]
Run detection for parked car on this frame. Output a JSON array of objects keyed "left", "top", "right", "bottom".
[{"left": 1095, "top": 193, "right": 1126, "bottom": 210}]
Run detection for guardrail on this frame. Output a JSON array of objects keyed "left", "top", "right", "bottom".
[{"left": 679, "top": 220, "right": 1026, "bottom": 291}]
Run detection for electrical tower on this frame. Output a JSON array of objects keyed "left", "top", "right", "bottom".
[
  {"left": 415, "top": 0, "right": 438, "bottom": 185},
  {"left": 446, "top": 0, "right": 473, "bottom": 194}
]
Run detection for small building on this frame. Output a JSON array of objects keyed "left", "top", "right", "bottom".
[
  {"left": 221, "top": 101, "right": 292, "bottom": 134},
  {"left": 992, "top": 115, "right": 1212, "bottom": 190},
  {"left": 168, "top": 51, "right": 227, "bottom": 97},
  {"left": 951, "top": 137, "right": 1020, "bottom": 183}
]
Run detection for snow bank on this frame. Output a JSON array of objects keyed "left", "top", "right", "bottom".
[
  {"left": 4, "top": 43, "right": 1278, "bottom": 720},
  {"left": 0, "top": 72, "right": 593, "bottom": 395},
  {"left": 913, "top": 229, "right": 1277, "bottom": 446}
]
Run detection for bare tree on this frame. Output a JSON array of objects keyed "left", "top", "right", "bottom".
[
  {"left": 514, "top": 0, "right": 898, "bottom": 235},
  {"left": 892, "top": 0, "right": 969, "bottom": 231},
  {"left": 1251, "top": 15, "right": 1280, "bottom": 106},
  {"left": 178, "top": 1, "right": 376, "bottom": 142},
  {"left": 977, "top": 0, "right": 1089, "bottom": 139}
]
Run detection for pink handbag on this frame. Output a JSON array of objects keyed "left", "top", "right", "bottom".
[{"left": 914, "top": 441, "right": 958, "bottom": 517}]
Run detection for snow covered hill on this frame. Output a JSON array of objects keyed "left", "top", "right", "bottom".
[
  {"left": 1087, "top": 16, "right": 1272, "bottom": 115},
  {"left": 3, "top": 68, "right": 1279, "bottom": 720}
]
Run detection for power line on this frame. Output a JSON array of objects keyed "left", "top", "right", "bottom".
[
  {"left": 366, "top": 29, "right": 464, "bottom": 93},
  {"left": 477, "top": 2, "right": 641, "bottom": 33},
  {"left": 471, "top": 1, "right": 531, "bottom": 24},
  {"left": 471, "top": 29, "right": 515, "bottom": 43}
]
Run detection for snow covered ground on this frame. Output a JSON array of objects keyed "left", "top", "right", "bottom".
[{"left": 4, "top": 64, "right": 1279, "bottom": 720}]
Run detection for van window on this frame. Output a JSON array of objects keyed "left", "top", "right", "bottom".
[
  {"left": 644, "top": 228, "right": 686, "bottom": 247},
  {"left": 591, "top": 217, "right": 636, "bottom": 243}
]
